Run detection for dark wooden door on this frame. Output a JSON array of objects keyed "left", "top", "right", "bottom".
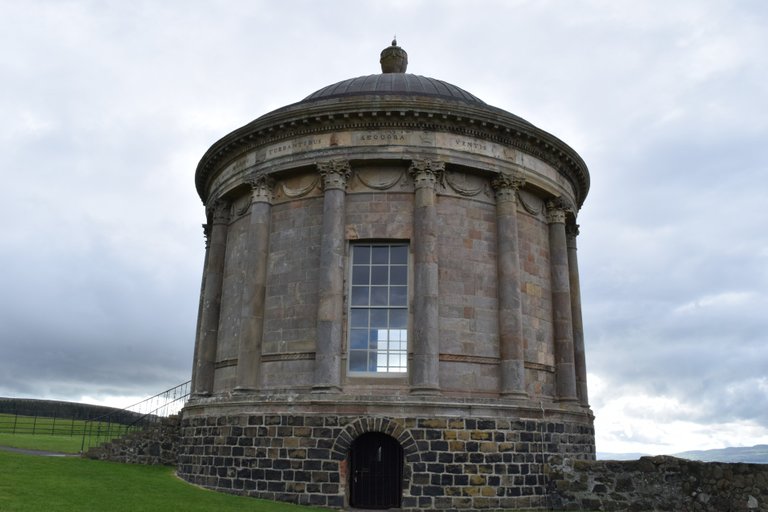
[{"left": 349, "top": 432, "right": 403, "bottom": 509}]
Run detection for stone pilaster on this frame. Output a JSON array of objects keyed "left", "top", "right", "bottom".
[
  {"left": 192, "top": 200, "right": 230, "bottom": 396},
  {"left": 409, "top": 159, "right": 443, "bottom": 395},
  {"left": 546, "top": 198, "right": 578, "bottom": 403},
  {"left": 235, "top": 173, "right": 275, "bottom": 393},
  {"left": 566, "top": 222, "right": 589, "bottom": 406},
  {"left": 312, "top": 159, "right": 351, "bottom": 393},
  {"left": 491, "top": 172, "right": 527, "bottom": 399}
]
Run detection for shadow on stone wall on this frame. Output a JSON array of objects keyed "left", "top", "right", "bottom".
[{"left": 547, "top": 455, "right": 767, "bottom": 511}]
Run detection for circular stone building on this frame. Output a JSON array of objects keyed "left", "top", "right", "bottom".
[{"left": 179, "top": 41, "right": 594, "bottom": 510}]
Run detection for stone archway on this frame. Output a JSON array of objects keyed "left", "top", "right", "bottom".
[
  {"left": 330, "top": 417, "right": 419, "bottom": 509},
  {"left": 330, "top": 417, "right": 418, "bottom": 462}
]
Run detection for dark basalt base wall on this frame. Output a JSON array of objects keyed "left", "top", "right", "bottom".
[
  {"left": 177, "top": 412, "right": 595, "bottom": 510},
  {"left": 548, "top": 456, "right": 768, "bottom": 512}
]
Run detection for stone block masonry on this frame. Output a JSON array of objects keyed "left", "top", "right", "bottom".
[
  {"left": 548, "top": 455, "right": 768, "bottom": 511},
  {"left": 177, "top": 413, "right": 594, "bottom": 510}
]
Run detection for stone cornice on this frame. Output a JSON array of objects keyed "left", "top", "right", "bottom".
[{"left": 195, "top": 96, "right": 590, "bottom": 208}]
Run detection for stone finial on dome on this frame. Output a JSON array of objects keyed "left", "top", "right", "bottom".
[{"left": 380, "top": 38, "right": 408, "bottom": 73}]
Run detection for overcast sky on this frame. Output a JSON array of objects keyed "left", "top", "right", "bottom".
[{"left": 1, "top": 0, "right": 766, "bottom": 456}]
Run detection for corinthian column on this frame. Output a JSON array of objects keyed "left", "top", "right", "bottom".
[
  {"left": 235, "top": 172, "right": 275, "bottom": 393},
  {"left": 409, "top": 159, "right": 443, "bottom": 395},
  {"left": 546, "top": 198, "right": 578, "bottom": 403},
  {"left": 312, "top": 159, "right": 351, "bottom": 393},
  {"left": 567, "top": 222, "right": 589, "bottom": 406},
  {"left": 491, "top": 172, "right": 527, "bottom": 399},
  {"left": 192, "top": 199, "right": 230, "bottom": 397},
  {"left": 189, "top": 224, "right": 209, "bottom": 397}
]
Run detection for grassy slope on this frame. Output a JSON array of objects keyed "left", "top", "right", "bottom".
[
  {"left": 0, "top": 433, "right": 84, "bottom": 453},
  {"left": 0, "top": 450, "right": 329, "bottom": 512},
  {"left": 0, "top": 413, "right": 129, "bottom": 453}
]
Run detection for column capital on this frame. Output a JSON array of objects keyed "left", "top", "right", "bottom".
[
  {"left": 545, "top": 197, "right": 570, "bottom": 224},
  {"left": 491, "top": 172, "right": 525, "bottom": 203},
  {"left": 208, "top": 199, "right": 231, "bottom": 225},
  {"left": 246, "top": 171, "right": 276, "bottom": 203},
  {"left": 566, "top": 222, "right": 580, "bottom": 244},
  {"left": 317, "top": 159, "right": 351, "bottom": 191},
  {"left": 409, "top": 159, "right": 445, "bottom": 189},
  {"left": 202, "top": 223, "right": 210, "bottom": 248}
]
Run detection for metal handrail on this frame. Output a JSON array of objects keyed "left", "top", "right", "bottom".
[{"left": 80, "top": 380, "right": 190, "bottom": 453}]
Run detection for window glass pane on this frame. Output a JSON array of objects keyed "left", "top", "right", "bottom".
[
  {"left": 391, "top": 329, "right": 406, "bottom": 342},
  {"left": 353, "top": 246, "right": 370, "bottom": 264},
  {"left": 390, "top": 286, "right": 407, "bottom": 306},
  {"left": 350, "top": 329, "right": 369, "bottom": 349},
  {"left": 370, "top": 266, "right": 388, "bottom": 285},
  {"left": 390, "top": 266, "right": 407, "bottom": 285},
  {"left": 350, "top": 309, "right": 368, "bottom": 328},
  {"left": 370, "top": 309, "right": 388, "bottom": 328},
  {"left": 369, "top": 330, "right": 381, "bottom": 349},
  {"left": 369, "top": 354, "right": 379, "bottom": 372},
  {"left": 372, "top": 246, "right": 389, "bottom": 264},
  {"left": 349, "top": 351, "right": 367, "bottom": 371},
  {"left": 371, "top": 286, "right": 388, "bottom": 306},
  {"left": 390, "top": 245, "right": 408, "bottom": 264},
  {"left": 351, "top": 286, "right": 369, "bottom": 306},
  {"left": 390, "top": 310, "right": 407, "bottom": 329},
  {"left": 352, "top": 266, "right": 370, "bottom": 285},
  {"left": 377, "top": 352, "right": 388, "bottom": 371}
]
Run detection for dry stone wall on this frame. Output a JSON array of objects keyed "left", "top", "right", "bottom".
[
  {"left": 84, "top": 415, "right": 180, "bottom": 466},
  {"left": 547, "top": 455, "right": 768, "bottom": 511}
]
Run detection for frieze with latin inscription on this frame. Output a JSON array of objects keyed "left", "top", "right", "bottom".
[
  {"left": 266, "top": 138, "right": 322, "bottom": 157},
  {"left": 206, "top": 129, "right": 575, "bottom": 204},
  {"left": 357, "top": 131, "right": 407, "bottom": 143}
]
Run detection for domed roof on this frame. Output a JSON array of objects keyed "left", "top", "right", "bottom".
[
  {"left": 194, "top": 40, "right": 590, "bottom": 208},
  {"left": 301, "top": 73, "right": 487, "bottom": 107}
]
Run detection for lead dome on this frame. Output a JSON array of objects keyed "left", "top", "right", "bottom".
[{"left": 181, "top": 41, "right": 595, "bottom": 510}]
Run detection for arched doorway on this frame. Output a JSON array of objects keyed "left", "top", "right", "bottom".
[{"left": 349, "top": 432, "right": 404, "bottom": 509}]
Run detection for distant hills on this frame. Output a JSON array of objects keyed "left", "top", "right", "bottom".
[{"left": 598, "top": 444, "right": 768, "bottom": 464}]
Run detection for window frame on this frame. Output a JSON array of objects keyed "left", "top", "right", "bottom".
[{"left": 346, "top": 242, "right": 410, "bottom": 376}]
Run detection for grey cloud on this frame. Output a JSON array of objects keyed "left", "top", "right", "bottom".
[{"left": 1, "top": 1, "right": 767, "bottom": 453}]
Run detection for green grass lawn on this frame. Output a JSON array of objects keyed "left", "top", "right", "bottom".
[
  {"left": 0, "top": 433, "right": 84, "bottom": 453},
  {"left": 0, "top": 413, "right": 141, "bottom": 453},
  {"left": 0, "top": 450, "right": 330, "bottom": 512}
]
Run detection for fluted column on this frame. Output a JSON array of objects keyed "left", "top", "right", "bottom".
[
  {"left": 409, "top": 159, "right": 443, "bottom": 395},
  {"left": 567, "top": 222, "right": 589, "bottom": 406},
  {"left": 235, "top": 173, "right": 275, "bottom": 392},
  {"left": 312, "top": 159, "right": 351, "bottom": 393},
  {"left": 192, "top": 199, "right": 230, "bottom": 396},
  {"left": 546, "top": 198, "right": 578, "bottom": 402},
  {"left": 491, "top": 172, "right": 527, "bottom": 399}
]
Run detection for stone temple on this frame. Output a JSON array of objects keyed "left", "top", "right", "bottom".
[{"left": 179, "top": 41, "right": 595, "bottom": 510}]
